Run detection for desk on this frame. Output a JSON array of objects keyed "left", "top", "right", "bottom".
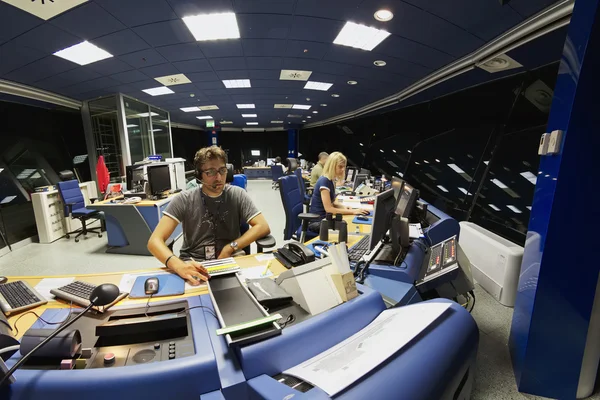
[
  {"left": 88, "top": 195, "right": 183, "bottom": 256},
  {"left": 243, "top": 167, "right": 271, "bottom": 179}
]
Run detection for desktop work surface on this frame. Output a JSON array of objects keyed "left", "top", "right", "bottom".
[{"left": 1, "top": 255, "right": 478, "bottom": 400}]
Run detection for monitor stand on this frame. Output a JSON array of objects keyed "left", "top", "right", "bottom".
[{"left": 373, "top": 243, "right": 401, "bottom": 264}]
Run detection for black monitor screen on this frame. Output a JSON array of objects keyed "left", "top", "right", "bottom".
[
  {"left": 147, "top": 165, "right": 171, "bottom": 194},
  {"left": 353, "top": 174, "right": 368, "bottom": 191},
  {"left": 132, "top": 169, "right": 144, "bottom": 182},
  {"left": 369, "top": 189, "right": 395, "bottom": 250},
  {"left": 395, "top": 183, "right": 419, "bottom": 218}
]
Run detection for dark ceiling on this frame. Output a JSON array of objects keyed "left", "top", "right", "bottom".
[{"left": 0, "top": 0, "right": 561, "bottom": 129}]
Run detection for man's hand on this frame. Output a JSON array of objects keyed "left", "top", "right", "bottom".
[
  {"left": 218, "top": 245, "right": 234, "bottom": 259},
  {"left": 171, "top": 259, "right": 209, "bottom": 286}
]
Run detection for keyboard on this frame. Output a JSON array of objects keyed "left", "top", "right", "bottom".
[
  {"left": 278, "top": 248, "right": 302, "bottom": 266},
  {"left": 360, "top": 196, "right": 375, "bottom": 204},
  {"left": 0, "top": 281, "right": 47, "bottom": 315},
  {"left": 50, "top": 281, "right": 127, "bottom": 310},
  {"left": 348, "top": 235, "right": 372, "bottom": 262}
]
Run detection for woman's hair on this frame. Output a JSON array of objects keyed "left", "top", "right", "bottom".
[
  {"left": 321, "top": 151, "right": 347, "bottom": 180},
  {"left": 194, "top": 146, "right": 227, "bottom": 172}
]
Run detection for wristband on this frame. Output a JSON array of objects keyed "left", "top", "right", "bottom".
[{"left": 165, "top": 255, "right": 177, "bottom": 269}]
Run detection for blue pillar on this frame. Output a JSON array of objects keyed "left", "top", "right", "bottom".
[
  {"left": 509, "top": 1, "right": 600, "bottom": 398},
  {"left": 208, "top": 128, "right": 219, "bottom": 147},
  {"left": 287, "top": 129, "right": 298, "bottom": 158}
]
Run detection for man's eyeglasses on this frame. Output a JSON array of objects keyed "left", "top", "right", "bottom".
[{"left": 202, "top": 167, "right": 228, "bottom": 177}]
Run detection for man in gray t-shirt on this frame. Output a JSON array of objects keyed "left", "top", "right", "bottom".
[
  {"left": 147, "top": 146, "right": 271, "bottom": 286},
  {"left": 163, "top": 185, "right": 260, "bottom": 260}
]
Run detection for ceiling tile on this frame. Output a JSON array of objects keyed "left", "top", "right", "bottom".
[
  {"left": 156, "top": 43, "right": 205, "bottom": 62},
  {"left": 51, "top": 2, "right": 125, "bottom": 39},
  {"left": 374, "top": 35, "right": 454, "bottom": 70},
  {"left": 509, "top": 0, "right": 558, "bottom": 18},
  {"left": 34, "top": 67, "right": 101, "bottom": 90},
  {"left": 247, "top": 70, "right": 280, "bottom": 80},
  {"left": 245, "top": 57, "right": 282, "bottom": 70},
  {"left": 3, "top": 56, "right": 76, "bottom": 84},
  {"left": 242, "top": 39, "right": 287, "bottom": 57},
  {"left": 186, "top": 71, "right": 219, "bottom": 82},
  {"left": 288, "top": 16, "right": 345, "bottom": 42},
  {"left": 237, "top": 14, "right": 292, "bottom": 39},
  {"left": 120, "top": 49, "right": 167, "bottom": 68},
  {"left": 294, "top": 0, "right": 363, "bottom": 20},
  {"left": 133, "top": 20, "right": 195, "bottom": 47},
  {"left": 87, "top": 58, "right": 133, "bottom": 75},
  {"left": 173, "top": 59, "right": 213, "bottom": 74},
  {"left": 210, "top": 57, "right": 247, "bottom": 71},
  {"left": 233, "top": 0, "right": 295, "bottom": 14},
  {"left": 201, "top": 88, "right": 230, "bottom": 96},
  {"left": 198, "top": 41, "right": 244, "bottom": 58},
  {"left": 139, "top": 63, "right": 181, "bottom": 79},
  {"left": 0, "top": 42, "right": 46, "bottom": 75},
  {"left": 96, "top": 0, "right": 178, "bottom": 26},
  {"left": 93, "top": 30, "right": 149, "bottom": 56},
  {"left": 195, "top": 81, "right": 226, "bottom": 90},
  {"left": 166, "top": 0, "right": 234, "bottom": 17},
  {"left": 110, "top": 70, "right": 148, "bottom": 84},
  {"left": 285, "top": 40, "right": 331, "bottom": 60},
  {"left": 217, "top": 70, "right": 250, "bottom": 80},
  {"left": 0, "top": 3, "right": 42, "bottom": 44},
  {"left": 11, "top": 24, "right": 81, "bottom": 54}
]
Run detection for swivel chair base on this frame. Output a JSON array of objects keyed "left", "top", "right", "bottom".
[{"left": 65, "top": 218, "right": 103, "bottom": 243}]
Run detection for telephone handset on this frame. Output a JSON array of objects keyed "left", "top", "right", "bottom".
[{"left": 274, "top": 242, "right": 316, "bottom": 269}]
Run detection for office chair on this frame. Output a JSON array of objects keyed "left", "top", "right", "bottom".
[
  {"left": 224, "top": 167, "right": 276, "bottom": 253},
  {"left": 279, "top": 175, "right": 320, "bottom": 243},
  {"left": 57, "top": 180, "right": 103, "bottom": 243},
  {"left": 271, "top": 165, "right": 284, "bottom": 190},
  {"left": 294, "top": 169, "right": 312, "bottom": 212}
]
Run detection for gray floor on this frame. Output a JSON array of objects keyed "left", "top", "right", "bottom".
[{"left": 0, "top": 179, "right": 597, "bottom": 399}]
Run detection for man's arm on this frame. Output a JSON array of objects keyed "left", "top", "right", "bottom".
[
  {"left": 148, "top": 216, "right": 208, "bottom": 285},
  {"left": 218, "top": 213, "right": 271, "bottom": 258}
]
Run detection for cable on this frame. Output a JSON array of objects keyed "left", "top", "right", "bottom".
[
  {"left": 469, "top": 290, "right": 476, "bottom": 313},
  {"left": 0, "top": 345, "right": 19, "bottom": 355},
  {"left": 176, "top": 305, "right": 217, "bottom": 319},
  {"left": 12, "top": 301, "right": 73, "bottom": 337},
  {"left": 278, "top": 314, "right": 295, "bottom": 329},
  {"left": 144, "top": 294, "right": 153, "bottom": 318}
]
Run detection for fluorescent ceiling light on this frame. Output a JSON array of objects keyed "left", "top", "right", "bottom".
[
  {"left": 380, "top": 149, "right": 384, "bottom": 153},
  {"left": 312, "top": 111, "right": 318, "bottom": 114},
  {"left": 53, "top": 41, "right": 113, "bottom": 66},
  {"left": 414, "top": 161, "right": 420, "bottom": 165},
  {"left": 331, "top": 94, "right": 340, "bottom": 98},
  {"left": 154, "top": 73, "right": 191, "bottom": 86},
  {"left": 396, "top": 172, "right": 404, "bottom": 177},
  {"left": 423, "top": 160, "right": 429, "bottom": 164},
  {"left": 222, "top": 79, "right": 251, "bottom": 88},
  {"left": 302, "top": 120, "right": 306, "bottom": 122},
  {"left": 520, "top": 171, "right": 538, "bottom": 185},
  {"left": 333, "top": 22, "right": 391, "bottom": 51},
  {"left": 0, "top": 168, "right": 3, "bottom": 173},
  {"left": 527, "top": 206, "right": 532, "bottom": 211},
  {"left": 491, "top": 178, "right": 508, "bottom": 189},
  {"left": 220, "top": 121, "right": 233, "bottom": 124},
  {"left": 392, "top": 150, "right": 396, "bottom": 153},
  {"left": 199, "top": 105, "right": 219, "bottom": 111},
  {"left": 251, "top": 150, "right": 260, "bottom": 156},
  {"left": 407, "top": 150, "right": 412, "bottom": 153},
  {"left": 320, "top": 103, "right": 327, "bottom": 106},
  {"left": 458, "top": 187, "right": 472, "bottom": 195},
  {"left": 247, "top": 122, "right": 259, "bottom": 125},
  {"left": 292, "top": 104, "right": 311, "bottom": 110},
  {"left": 142, "top": 86, "right": 174, "bottom": 96},
  {"left": 196, "top": 116, "right": 213, "bottom": 120},
  {"left": 16, "top": 169, "right": 36, "bottom": 179},
  {"left": 136, "top": 112, "right": 159, "bottom": 117},
  {"left": 437, "top": 185, "right": 449, "bottom": 193},
  {"left": 182, "top": 12, "right": 240, "bottom": 41},
  {"left": 448, "top": 164, "right": 465, "bottom": 174},
  {"left": 242, "top": 114, "right": 257, "bottom": 118},
  {"left": 151, "top": 129, "right": 162, "bottom": 132},
  {"left": 127, "top": 124, "right": 138, "bottom": 128},
  {"left": 236, "top": 104, "right": 255, "bottom": 109},
  {"left": 274, "top": 104, "right": 293, "bottom": 109},
  {"left": 304, "top": 81, "right": 333, "bottom": 91},
  {"left": 287, "top": 114, "right": 302, "bottom": 118},
  {"left": 180, "top": 107, "right": 201, "bottom": 112},
  {"left": 347, "top": 80, "right": 358, "bottom": 85},
  {"left": 359, "top": 143, "right": 364, "bottom": 146},
  {"left": 271, "top": 120, "right": 283, "bottom": 123},
  {"left": 306, "top": 116, "right": 312, "bottom": 119},
  {"left": 484, "top": 160, "right": 490, "bottom": 165},
  {"left": 374, "top": 60, "right": 387, "bottom": 67},
  {"left": 435, "top": 159, "right": 441, "bottom": 162},
  {"left": 507, "top": 205, "right": 522, "bottom": 214},
  {"left": 488, "top": 204, "right": 501, "bottom": 211}
]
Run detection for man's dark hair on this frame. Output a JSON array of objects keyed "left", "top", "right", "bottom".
[
  {"left": 275, "top": 156, "right": 281, "bottom": 163},
  {"left": 194, "top": 146, "right": 227, "bottom": 172}
]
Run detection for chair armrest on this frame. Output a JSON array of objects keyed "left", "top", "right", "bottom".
[
  {"left": 298, "top": 213, "right": 321, "bottom": 221},
  {"left": 256, "top": 234, "right": 276, "bottom": 249},
  {"left": 64, "top": 202, "right": 77, "bottom": 214},
  {"left": 89, "top": 197, "right": 98, "bottom": 204}
]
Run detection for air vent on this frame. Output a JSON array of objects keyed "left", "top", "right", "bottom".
[
  {"left": 2, "top": 0, "right": 87, "bottom": 20},
  {"left": 477, "top": 54, "right": 522, "bottom": 73},
  {"left": 279, "top": 69, "right": 312, "bottom": 81},
  {"left": 154, "top": 73, "right": 192, "bottom": 86}
]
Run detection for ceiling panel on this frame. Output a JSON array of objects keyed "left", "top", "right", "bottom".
[
  {"left": 209, "top": 57, "right": 248, "bottom": 71},
  {"left": 237, "top": 14, "right": 292, "bottom": 39},
  {"left": 156, "top": 43, "right": 205, "bottom": 62},
  {"left": 87, "top": 58, "right": 134, "bottom": 75},
  {"left": 245, "top": 57, "right": 283, "bottom": 70},
  {"left": 120, "top": 49, "right": 168, "bottom": 68},
  {"left": 173, "top": 59, "right": 213, "bottom": 74},
  {"left": 51, "top": 2, "right": 126, "bottom": 40},
  {"left": 133, "top": 20, "right": 195, "bottom": 47},
  {"left": 11, "top": 24, "right": 80, "bottom": 54},
  {"left": 0, "top": 3, "right": 42, "bottom": 44},
  {"left": 96, "top": 0, "right": 178, "bottom": 26},
  {"left": 0, "top": 43, "right": 46, "bottom": 75},
  {"left": 93, "top": 30, "right": 150, "bottom": 56},
  {"left": 233, "top": 0, "right": 295, "bottom": 14},
  {"left": 110, "top": 70, "right": 149, "bottom": 84},
  {"left": 197, "top": 41, "right": 244, "bottom": 58},
  {"left": 4, "top": 56, "right": 76, "bottom": 84},
  {"left": 139, "top": 63, "right": 182, "bottom": 79}
]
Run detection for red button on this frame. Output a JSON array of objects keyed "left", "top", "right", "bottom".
[{"left": 103, "top": 353, "right": 116, "bottom": 364}]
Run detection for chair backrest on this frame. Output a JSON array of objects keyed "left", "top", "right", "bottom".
[
  {"left": 232, "top": 174, "right": 247, "bottom": 190},
  {"left": 294, "top": 168, "right": 307, "bottom": 196},
  {"left": 287, "top": 158, "right": 299, "bottom": 173},
  {"left": 225, "top": 163, "right": 235, "bottom": 183},
  {"left": 279, "top": 175, "right": 304, "bottom": 240},
  {"left": 271, "top": 165, "right": 284, "bottom": 181},
  {"left": 57, "top": 180, "right": 85, "bottom": 216}
]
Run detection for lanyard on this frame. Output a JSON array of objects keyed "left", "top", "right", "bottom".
[{"left": 200, "top": 190, "right": 225, "bottom": 243}]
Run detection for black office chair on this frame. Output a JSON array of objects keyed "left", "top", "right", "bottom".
[
  {"left": 294, "top": 169, "right": 311, "bottom": 212},
  {"left": 279, "top": 175, "right": 320, "bottom": 243},
  {"left": 286, "top": 158, "right": 299, "bottom": 175},
  {"left": 271, "top": 165, "right": 284, "bottom": 190}
]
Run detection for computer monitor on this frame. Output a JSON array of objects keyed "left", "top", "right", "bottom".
[
  {"left": 360, "top": 168, "right": 371, "bottom": 177},
  {"left": 346, "top": 167, "right": 357, "bottom": 182},
  {"left": 352, "top": 173, "right": 368, "bottom": 191},
  {"left": 147, "top": 165, "right": 171, "bottom": 195},
  {"left": 391, "top": 177, "right": 404, "bottom": 201},
  {"left": 395, "top": 182, "right": 420, "bottom": 219},
  {"left": 369, "top": 189, "right": 396, "bottom": 250},
  {"left": 266, "top": 158, "right": 276, "bottom": 166}
]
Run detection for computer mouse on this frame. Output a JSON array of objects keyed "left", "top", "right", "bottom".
[
  {"left": 144, "top": 277, "right": 159, "bottom": 295},
  {"left": 0, "top": 276, "right": 6, "bottom": 284},
  {"left": 357, "top": 216, "right": 369, "bottom": 221}
]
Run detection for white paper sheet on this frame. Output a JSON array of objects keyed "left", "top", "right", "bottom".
[
  {"left": 34, "top": 277, "right": 75, "bottom": 301},
  {"left": 254, "top": 253, "right": 275, "bottom": 262},
  {"left": 409, "top": 223, "right": 425, "bottom": 239},
  {"left": 284, "top": 302, "right": 451, "bottom": 396},
  {"left": 239, "top": 265, "right": 274, "bottom": 281}
]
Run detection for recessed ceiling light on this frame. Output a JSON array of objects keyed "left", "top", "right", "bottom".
[
  {"left": 392, "top": 150, "right": 396, "bottom": 153},
  {"left": 380, "top": 149, "right": 384, "bottom": 153},
  {"left": 242, "top": 114, "right": 257, "bottom": 118},
  {"left": 520, "top": 171, "right": 538, "bottom": 185},
  {"left": 136, "top": 112, "right": 159, "bottom": 118},
  {"left": 199, "top": 105, "right": 219, "bottom": 111},
  {"left": 374, "top": 60, "right": 387, "bottom": 67},
  {"left": 292, "top": 104, "right": 311, "bottom": 110},
  {"left": 448, "top": 164, "right": 466, "bottom": 174},
  {"left": 142, "top": 87, "right": 174, "bottom": 96},
  {"left": 302, "top": 120, "right": 306, "bottom": 122},
  {"left": 423, "top": 160, "right": 429, "bottom": 164},
  {"left": 307, "top": 116, "right": 312, "bottom": 119},
  {"left": 491, "top": 178, "right": 508, "bottom": 189},
  {"left": 279, "top": 69, "right": 312, "bottom": 81},
  {"left": 304, "top": 81, "right": 333, "bottom": 91},
  {"left": 333, "top": 22, "right": 391, "bottom": 51},
  {"left": 190, "top": 93, "right": 195, "bottom": 97},
  {"left": 458, "top": 188, "right": 472, "bottom": 195},
  {"left": 151, "top": 129, "right": 163, "bottom": 132},
  {"left": 435, "top": 159, "right": 441, "bottom": 162},
  {"left": 306, "top": 98, "right": 310, "bottom": 101},
  {"left": 182, "top": 12, "right": 240, "bottom": 41},
  {"left": 196, "top": 116, "right": 213, "bottom": 120},
  {"left": 222, "top": 79, "right": 251, "bottom": 88},
  {"left": 331, "top": 94, "right": 340, "bottom": 98},
  {"left": 374, "top": 9, "right": 394, "bottom": 22},
  {"left": 527, "top": 206, "right": 532, "bottom": 211},
  {"left": 220, "top": 120, "right": 233, "bottom": 124},
  {"left": 53, "top": 41, "right": 113, "bottom": 66},
  {"left": 488, "top": 204, "right": 501, "bottom": 211},
  {"left": 359, "top": 143, "right": 364, "bottom": 146},
  {"left": 274, "top": 104, "right": 293, "bottom": 109},
  {"left": 507, "top": 205, "right": 522, "bottom": 214},
  {"left": 437, "top": 185, "right": 449, "bottom": 193},
  {"left": 312, "top": 111, "right": 318, "bottom": 114},
  {"left": 320, "top": 103, "right": 327, "bottom": 106},
  {"left": 347, "top": 80, "right": 358, "bottom": 85},
  {"left": 127, "top": 124, "right": 138, "bottom": 128},
  {"left": 154, "top": 73, "right": 191, "bottom": 86},
  {"left": 180, "top": 107, "right": 201, "bottom": 112},
  {"left": 237, "top": 104, "right": 255, "bottom": 109},
  {"left": 271, "top": 120, "right": 283, "bottom": 123},
  {"left": 478, "top": 54, "right": 523, "bottom": 73},
  {"left": 407, "top": 150, "right": 412, "bottom": 153},
  {"left": 246, "top": 122, "right": 259, "bottom": 125}
]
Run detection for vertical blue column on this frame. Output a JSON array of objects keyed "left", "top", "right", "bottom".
[
  {"left": 287, "top": 129, "right": 298, "bottom": 158},
  {"left": 510, "top": 1, "right": 600, "bottom": 398},
  {"left": 208, "top": 128, "right": 219, "bottom": 147}
]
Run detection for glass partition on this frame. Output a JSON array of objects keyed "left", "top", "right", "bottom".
[
  {"left": 123, "top": 97, "right": 153, "bottom": 163},
  {"left": 151, "top": 107, "right": 172, "bottom": 159},
  {"left": 89, "top": 96, "right": 123, "bottom": 182}
]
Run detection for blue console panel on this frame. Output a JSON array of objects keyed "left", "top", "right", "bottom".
[{"left": 422, "top": 203, "right": 460, "bottom": 245}]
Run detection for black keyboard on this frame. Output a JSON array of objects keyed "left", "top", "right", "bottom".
[
  {"left": 277, "top": 248, "right": 302, "bottom": 266},
  {"left": 348, "top": 235, "right": 371, "bottom": 262},
  {"left": 50, "top": 281, "right": 127, "bottom": 310},
  {"left": 0, "top": 281, "right": 47, "bottom": 315}
]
